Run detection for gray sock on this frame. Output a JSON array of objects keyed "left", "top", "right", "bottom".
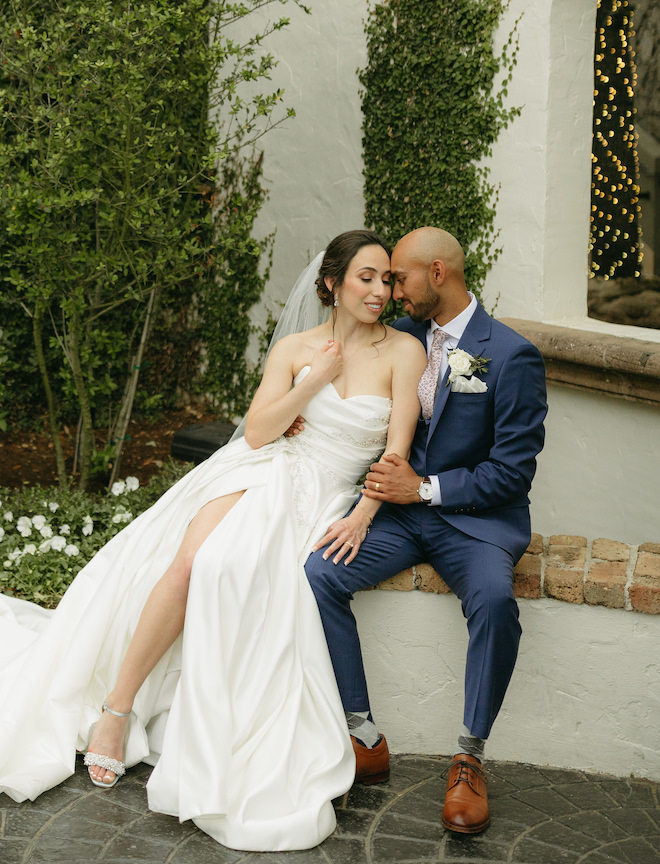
[
  {"left": 457, "top": 724, "right": 486, "bottom": 762},
  {"left": 346, "top": 711, "right": 379, "bottom": 748}
]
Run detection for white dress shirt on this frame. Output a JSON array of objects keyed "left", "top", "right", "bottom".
[{"left": 424, "top": 293, "right": 478, "bottom": 505}]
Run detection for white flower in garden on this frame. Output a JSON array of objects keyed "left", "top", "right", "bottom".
[
  {"left": 32, "top": 515, "right": 47, "bottom": 530},
  {"left": 23, "top": 544, "right": 37, "bottom": 556},
  {"left": 39, "top": 538, "right": 53, "bottom": 553},
  {"left": 17, "top": 516, "right": 32, "bottom": 537},
  {"left": 125, "top": 476, "right": 139, "bottom": 492},
  {"left": 39, "top": 525, "right": 53, "bottom": 539},
  {"left": 4, "top": 511, "right": 13, "bottom": 522},
  {"left": 8, "top": 549, "right": 22, "bottom": 562},
  {"left": 0, "top": 526, "right": 4, "bottom": 542},
  {"left": 111, "top": 480, "right": 126, "bottom": 496},
  {"left": 3, "top": 560, "right": 11, "bottom": 568},
  {"left": 48, "top": 501, "right": 60, "bottom": 513},
  {"left": 64, "top": 544, "right": 80, "bottom": 557},
  {"left": 51, "top": 536, "right": 67, "bottom": 552},
  {"left": 112, "top": 510, "right": 133, "bottom": 524},
  {"left": 59, "top": 524, "right": 70, "bottom": 535}
]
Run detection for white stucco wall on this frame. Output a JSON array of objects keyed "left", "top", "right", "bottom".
[
  {"left": 531, "top": 384, "right": 660, "bottom": 543},
  {"left": 233, "top": 0, "right": 369, "bottom": 337},
  {"left": 355, "top": 590, "right": 660, "bottom": 782},
  {"left": 481, "top": 0, "right": 595, "bottom": 322}
]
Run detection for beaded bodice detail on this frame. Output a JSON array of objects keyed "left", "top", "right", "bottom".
[
  {"left": 271, "top": 366, "right": 391, "bottom": 542},
  {"left": 283, "top": 366, "right": 390, "bottom": 476}
]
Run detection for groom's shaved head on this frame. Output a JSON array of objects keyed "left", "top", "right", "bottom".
[
  {"left": 395, "top": 227, "right": 465, "bottom": 277},
  {"left": 390, "top": 226, "right": 470, "bottom": 325}
]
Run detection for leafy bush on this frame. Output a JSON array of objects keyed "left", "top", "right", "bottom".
[
  {"left": 0, "top": 460, "right": 191, "bottom": 607},
  {"left": 0, "top": 0, "right": 306, "bottom": 488},
  {"left": 0, "top": 328, "right": 9, "bottom": 432}
]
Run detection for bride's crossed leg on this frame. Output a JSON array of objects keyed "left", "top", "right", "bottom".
[{"left": 86, "top": 490, "right": 245, "bottom": 786}]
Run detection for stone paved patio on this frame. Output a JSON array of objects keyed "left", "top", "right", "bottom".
[{"left": 2, "top": 754, "right": 660, "bottom": 863}]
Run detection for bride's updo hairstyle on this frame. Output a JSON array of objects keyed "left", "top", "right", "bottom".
[{"left": 315, "top": 230, "right": 391, "bottom": 306}]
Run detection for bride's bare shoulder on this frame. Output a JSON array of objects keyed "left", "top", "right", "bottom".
[
  {"left": 382, "top": 326, "right": 426, "bottom": 357},
  {"left": 272, "top": 325, "right": 327, "bottom": 355},
  {"left": 266, "top": 327, "right": 330, "bottom": 374}
]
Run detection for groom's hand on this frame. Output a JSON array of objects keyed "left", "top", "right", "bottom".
[
  {"left": 283, "top": 415, "right": 306, "bottom": 437},
  {"left": 363, "top": 454, "right": 421, "bottom": 504}
]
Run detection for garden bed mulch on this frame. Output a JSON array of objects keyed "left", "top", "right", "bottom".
[{"left": 0, "top": 407, "right": 218, "bottom": 491}]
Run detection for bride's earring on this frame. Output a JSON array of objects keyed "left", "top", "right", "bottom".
[{"left": 333, "top": 293, "right": 338, "bottom": 307}]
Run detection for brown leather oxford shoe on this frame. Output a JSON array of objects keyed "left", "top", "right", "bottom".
[
  {"left": 351, "top": 734, "right": 390, "bottom": 785},
  {"left": 442, "top": 753, "right": 490, "bottom": 834}
]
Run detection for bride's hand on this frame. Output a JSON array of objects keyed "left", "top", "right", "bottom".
[
  {"left": 312, "top": 509, "right": 370, "bottom": 566},
  {"left": 307, "top": 341, "right": 343, "bottom": 387}
]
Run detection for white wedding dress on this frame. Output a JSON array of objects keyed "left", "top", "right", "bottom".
[{"left": 0, "top": 367, "right": 391, "bottom": 851}]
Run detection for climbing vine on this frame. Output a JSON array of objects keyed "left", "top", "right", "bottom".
[{"left": 360, "top": 0, "right": 520, "bottom": 298}]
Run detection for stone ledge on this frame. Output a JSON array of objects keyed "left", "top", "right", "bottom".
[
  {"left": 375, "top": 534, "right": 660, "bottom": 615},
  {"left": 499, "top": 318, "right": 660, "bottom": 405}
]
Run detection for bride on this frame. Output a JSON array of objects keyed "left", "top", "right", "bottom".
[{"left": 0, "top": 229, "right": 426, "bottom": 851}]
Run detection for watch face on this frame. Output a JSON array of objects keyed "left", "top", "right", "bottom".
[{"left": 419, "top": 482, "right": 433, "bottom": 502}]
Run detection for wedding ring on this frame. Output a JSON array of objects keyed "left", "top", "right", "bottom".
[{"left": 375, "top": 482, "right": 380, "bottom": 492}]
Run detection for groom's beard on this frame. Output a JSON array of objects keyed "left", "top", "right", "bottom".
[{"left": 407, "top": 279, "right": 440, "bottom": 323}]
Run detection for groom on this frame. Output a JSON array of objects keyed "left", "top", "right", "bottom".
[{"left": 305, "top": 226, "right": 547, "bottom": 834}]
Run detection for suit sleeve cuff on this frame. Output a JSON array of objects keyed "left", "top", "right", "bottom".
[{"left": 429, "top": 474, "right": 442, "bottom": 507}]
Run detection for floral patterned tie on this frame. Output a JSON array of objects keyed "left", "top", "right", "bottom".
[{"left": 417, "top": 328, "right": 448, "bottom": 420}]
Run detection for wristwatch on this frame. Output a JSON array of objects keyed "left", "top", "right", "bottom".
[{"left": 417, "top": 476, "right": 433, "bottom": 503}]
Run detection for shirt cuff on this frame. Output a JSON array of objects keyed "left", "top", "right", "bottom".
[{"left": 429, "top": 474, "right": 442, "bottom": 506}]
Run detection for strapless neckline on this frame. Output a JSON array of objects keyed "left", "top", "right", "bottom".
[{"left": 295, "top": 366, "right": 392, "bottom": 405}]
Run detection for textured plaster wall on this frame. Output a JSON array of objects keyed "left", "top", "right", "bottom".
[
  {"left": 354, "top": 590, "right": 660, "bottom": 782},
  {"left": 229, "top": 0, "right": 369, "bottom": 338},
  {"left": 483, "top": 0, "right": 597, "bottom": 322},
  {"left": 531, "top": 385, "right": 660, "bottom": 543}
]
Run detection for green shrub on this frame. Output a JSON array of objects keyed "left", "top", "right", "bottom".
[
  {"left": 0, "top": 460, "right": 191, "bottom": 607},
  {"left": 0, "top": 0, "right": 306, "bottom": 488}
]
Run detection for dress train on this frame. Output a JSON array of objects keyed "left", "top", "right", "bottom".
[{"left": 0, "top": 368, "right": 391, "bottom": 850}]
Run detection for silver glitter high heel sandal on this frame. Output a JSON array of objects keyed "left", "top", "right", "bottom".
[{"left": 84, "top": 701, "right": 132, "bottom": 788}]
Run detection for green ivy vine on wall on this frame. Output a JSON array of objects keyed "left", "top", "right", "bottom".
[{"left": 360, "top": 0, "right": 520, "bottom": 300}]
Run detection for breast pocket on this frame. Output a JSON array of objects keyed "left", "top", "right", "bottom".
[{"left": 444, "top": 391, "right": 492, "bottom": 440}]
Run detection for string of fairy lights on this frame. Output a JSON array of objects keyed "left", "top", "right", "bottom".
[{"left": 589, "top": 0, "right": 642, "bottom": 280}]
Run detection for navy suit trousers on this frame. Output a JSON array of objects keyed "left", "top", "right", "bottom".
[{"left": 305, "top": 502, "right": 521, "bottom": 740}]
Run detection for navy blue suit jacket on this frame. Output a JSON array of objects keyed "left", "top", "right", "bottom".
[{"left": 393, "top": 303, "right": 547, "bottom": 562}]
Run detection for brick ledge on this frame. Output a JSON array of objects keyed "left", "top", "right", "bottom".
[
  {"left": 499, "top": 319, "right": 660, "bottom": 405},
  {"left": 374, "top": 536, "right": 660, "bottom": 615}
]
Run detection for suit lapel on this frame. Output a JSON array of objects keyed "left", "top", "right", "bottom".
[
  {"left": 427, "top": 302, "right": 492, "bottom": 441},
  {"left": 407, "top": 320, "right": 429, "bottom": 349}
]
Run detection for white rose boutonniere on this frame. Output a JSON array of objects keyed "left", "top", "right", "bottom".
[{"left": 447, "top": 349, "right": 490, "bottom": 393}]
